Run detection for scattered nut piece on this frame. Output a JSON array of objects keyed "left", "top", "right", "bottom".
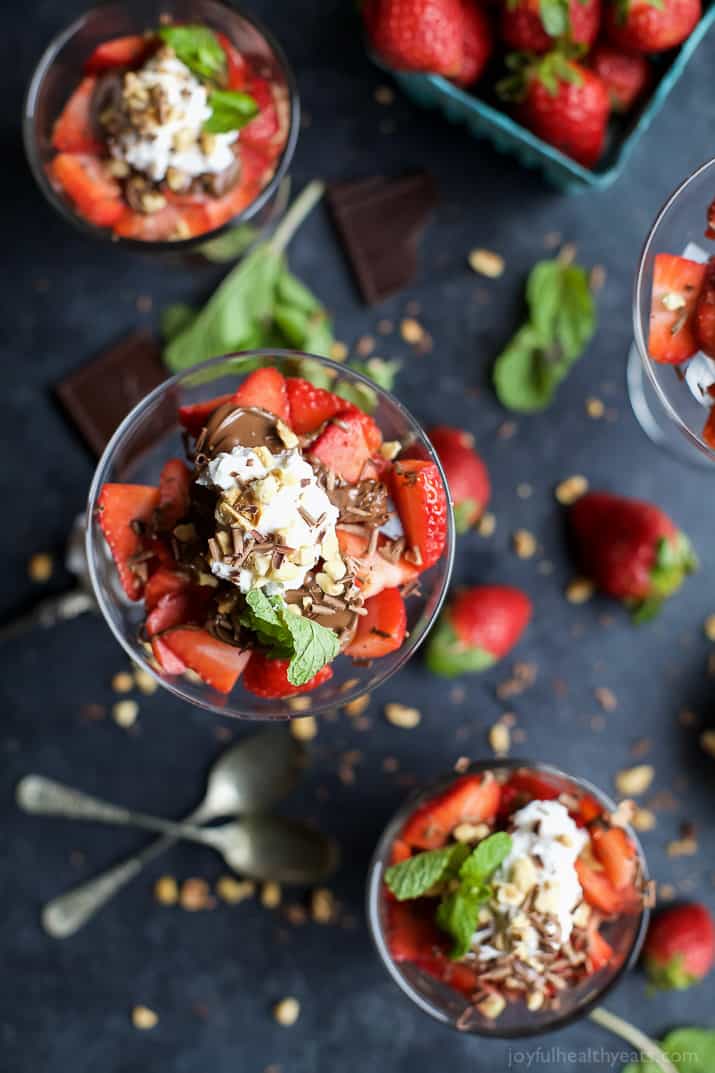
[
  {"left": 526, "top": 991, "right": 544, "bottom": 1012},
  {"left": 28, "top": 552, "right": 53, "bottom": 583},
  {"left": 632, "top": 807, "right": 656, "bottom": 832},
  {"left": 658, "top": 882, "right": 676, "bottom": 901},
  {"left": 216, "top": 876, "right": 255, "bottom": 904},
  {"left": 700, "top": 729, "right": 715, "bottom": 759},
  {"left": 133, "top": 668, "right": 158, "bottom": 695},
  {"left": 379, "top": 440, "right": 401, "bottom": 461},
  {"left": 273, "top": 997, "right": 300, "bottom": 1026},
  {"left": 590, "top": 265, "right": 607, "bottom": 292},
  {"left": 290, "top": 715, "right": 318, "bottom": 741},
  {"left": 374, "top": 85, "right": 395, "bottom": 105},
  {"left": 261, "top": 881, "right": 282, "bottom": 909},
  {"left": 667, "top": 836, "right": 697, "bottom": 857},
  {"left": 477, "top": 512, "right": 496, "bottom": 537},
  {"left": 614, "top": 765, "right": 654, "bottom": 796},
  {"left": 311, "top": 888, "right": 335, "bottom": 923},
  {"left": 555, "top": 475, "right": 589, "bottom": 505},
  {"left": 287, "top": 696, "right": 311, "bottom": 713},
  {"left": 512, "top": 529, "right": 536, "bottom": 559},
  {"left": 355, "top": 334, "right": 375, "bottom": 356},
  {"left": 477, "top": 993, "right": 506, "bottom": 1019},
  {"left": 344, "top": 694, "right": 370, "bottom": 717},
  {"left": 132, "top": 1006, "right": 158, "bottom": 1030},
  {"left": 468, "top": 248, "right": 505, "bottom": 279},
  {"left": 112, "top": 671, "right": 134, "bottom": 694},
  {"left": 488, "top": 722, "right": 510, "bottom": 756},
  {"left": 112, "top": 699, "right": 138, "bottom": 728},
  {"left": 453, "top": 822, "right": 490, "bottom": 843},
  {"left": 180, "top": 877, "right": 214, "bottom": 911},
  {"left": 565, "top": 577, "right": 594, "bottom": 604},
  {"left": 329, "top": 341, "right": 348, "bottom": 362},
  {"left": 594, "top": 687, "right": 617, "bottom": 712},
  {"left": 585, "top": 396, "right": 605, "bottom": 419},
  {"left": 154, "top": 875, "right": 179, "bottom": 905},
  {"left": 400, "top": 318, "right": 424, "bottom": 344},
  {"left": 384, "top": 703, "right": 421, "bottom": 728},
  {"left": 704, "top": 614, "right": 715, "bottom": 642}
]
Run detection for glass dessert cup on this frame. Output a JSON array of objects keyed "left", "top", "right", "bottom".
[
  {"left": 367, "top": 759, "right": 649, "bottom": 1039},
  {"left": 86, "top": 350, "right": 455, "bottom": 720},
  {"left": 629, "top": 156, "right": 715, "bottom": 468},
  {"left": 23, "top": 0, "right": 299, "bottom": 257}
]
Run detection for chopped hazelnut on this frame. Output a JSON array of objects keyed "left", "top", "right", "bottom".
[
  {"left": 565, "top": 578, "right": 594, "bottom": 604},
  {"left": 330, "top": 341, "right": 348, "bottom": 362},
  {"left": 111, "top": 671, "right": 134, "bottom": 694},
  {"left": 700, "top": 729, "right": 715, "bottom": 759},
  {"left": 614, "top": 765, "right": 654, "bottom": 796},
  {"left": 512, "top": 529, "right": 536, "bottom": 559},
  {"left": 585, "top": 396, "right": 605, "bottom": 419},
  {"left": 489, "top": 722, "right": 510, "bottom": 756},
  {"left": 704, "top": 614, "right": 715, "bottom": 642},
  {"left": 400, "top": 318, "right": 423, "bottom": 344},
  {"left": 154, "top": 875, "right": 179, "bottom": 906},
  {"left": 311, "top": 888, "right": 335, "bottom": 923},
  {"left": 453, "top": 822, "right": 490, "bottom": 843},
  {"left": 384, "top": 703, "right": 421, "bottom": 728},
  {"left": 555, "top": 474, "right": 589, "bottom": 505},
  {"left": 28, "top": 552, "right": 53, "bottom": 583},
  {"left": 132, "top": 1005, "right": 158, "bottom": 1030},
  {"left": 112, "top": 699, "right": 138, "bottom": 728},
  {"left": 216, "top": 876, "right": 255, "bottom": 904},
  {"left": 287, "top": 696, "right": 311, "bottom": 713},
  {"left": 468, "top": 248, "right": 505, "bottom": 279},
  {"left": 133, "top": 668, "right": 158, "bottom": 695},
  {"left": 632, "top": 807, "right": 656, "bottom": 832},
  {"left": 344, "top": 694, "right": 370, "bottom": 717},
  {"left": 290, "top": 716, "right": 318, "bottom": 741},
  {"left": 261, "top": 881, "right": 282, "bottom": 909},
  {"left": 477, "top": 993, "right": 506, "bottom": 1019},
  {"left": 273, "top": 997, "right": 300, "bottom": 1026}
]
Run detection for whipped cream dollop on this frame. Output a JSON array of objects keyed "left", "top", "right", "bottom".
[
  {"left": 198, "top": 444, "right": 340, "bottom": 594},
  {"left": 111, "top": 49, "right": 238, "bottom": 181}
]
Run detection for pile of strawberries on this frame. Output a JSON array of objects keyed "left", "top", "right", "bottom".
[{"left": 363, "top": 0, "right": 703, "bottom": 168}]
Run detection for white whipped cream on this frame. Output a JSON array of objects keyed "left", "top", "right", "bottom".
[
  {"left": 112, "top": 50, "right": 237, "bottom": 182},
  {"left": 199, "top": 445, "right": 340, "bottom": 594}
]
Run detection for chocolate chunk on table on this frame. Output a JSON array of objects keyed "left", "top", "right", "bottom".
[{"left": 327, "top": 173, "right": 438, "bottom": 304}]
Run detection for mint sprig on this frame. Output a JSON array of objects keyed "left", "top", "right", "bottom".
[
  {"left": 158, "top": 24, "right": 227, "bottom": 81},
  {"left": 385, "top": 843, "right": 469, "bottom": 900},
  {"left": 241, "top": 589, "right": 340, "bottom": 686},
  {"left": 204, "top": 88, "right": 259, "bottom": 134}
]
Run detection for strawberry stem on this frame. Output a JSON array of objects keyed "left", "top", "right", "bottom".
[{"left": 589, "top": 1007, "right": 678, "bottom": 1073}]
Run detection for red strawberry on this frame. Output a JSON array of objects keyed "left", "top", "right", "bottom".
[
  {"left": 426, "top": 585, "right": 532, "bottom": 677},
  {"left": 588, "top": 921, "right": 615, "bottom": 972},
  {"left": 84, "top": 34, "right": 151, "bottom": 73},
  {"left": 308, "top": 412, "right": 371, "bottom": 483},
  {"left": 233, "top": 367, "right": 290, "bottom": 423},
  {"left": 707, "top": 197, "right": 715, "bottom": 241},
  {"left": 286, "top": 377, "right": 347, "bottom": 434},
  {"left": 575, "top": 856, "right": 630, "bottom": 915},
  {"left": 388, "top": 460, "right": 448, "bottom": 570},
  {"left": 364, "top": 0, "right": 464, "bottom": 76},
  {"left": 144, "top": 567, "right": 191, "bottom": 612},
  {"left": 428, "top": 426, "right": 490, "bottom": 533},
  {"left": 606, "top": 0, "right": 701, "bottom": 52},
  {"left": 345, "top": 587, "right": 407, "bottom": 659},
  {"left": 242, "top": 653, "right": 333, "bottom": 698},
  {"left": 156, "top": 459, "right": 191, "bottom": 532},
  {"left": 145, "top": 592, "right": 196, "bottom": 637},
  {"left": 96, "top": 483, "right": 160, "bottom": 600},
  {"left": 500, "top": 53, "right": 610, "bottom": 168},
  {"left": 52, "top": 77, "right": 102, "bottom": 154},
  {"left": 501, "top": 0, "right": 601, "bottom": 54},
  {"left": 592, "top": 826, "right": 637, "bottom": 890},
  {"left": 648, "top": 253, "right": 707, "bottom": 363},
  {"left": 159, "top": 627, "right": 250, "bottom": 693},
  {"left": 178, "top": 394, "right": 233, "bottom": 437},
  {"left": 453, "top": 0, "right": 493, "bottom": 86},
  {"left": 387, "top": 900, "right": 443, "bottom": 961},
  {"left": 151, "top": 635, "right": 187, "bottom": 675},
  {"left": 569, "top": 491, "right": 697, "bottom": 618},
  {"left": 49, "top": 154, "right": 124, "bottom": 228},
  {"left": 643, "top": 903, "right": 715, "bottom": 990},
  {"left": 694, "top": 257, "right": 715, "bottom": 359},
  {"left": 590, "top": 43, "right": 651, "bottom": 112},
  {"left": 401, "top": 774, "right": 501, "bottom": 849},
  {"left": 337, "top": 528, "right": 419, "bottom": 598},
  {"left": 351, "top": 409, "right": 383, "bottom": 453}
]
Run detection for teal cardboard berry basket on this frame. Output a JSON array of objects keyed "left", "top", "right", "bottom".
[{"left": 383, "top": 7, "right": 714, "bottom": 194}]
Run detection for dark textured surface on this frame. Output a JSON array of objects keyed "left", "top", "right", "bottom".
[{"left": 2, "top": 4, "right": 715, "bottom": 1072}]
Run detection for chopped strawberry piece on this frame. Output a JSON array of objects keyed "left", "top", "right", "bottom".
[
  {"left": 390, "top": 838, "right": 412, "bottom": 865},
  {"left": 52, "top": 78, "right": 102, "bottom": 154},
  {"left": 145, "top": 592, "right": 195, "bottom": 637},
  {"left": 588, "top": 922, "right": 615, "bottom": 972},
  {"left": 233, "top": 367, "right": 290, "bottom": 422},
  {"left": 286, "top": 378, "right": 348, "bottom": 434},
  {"left": 178, "top": 394, "right": 234, "bottom": 437},
  {"left": 112, "top": 204, "right": 184, "bottom": 241},
  {"left": 240, "top": 76, "right": 279, "bottom": 146},
  {"left": 156, "top": 459, "right": 191, "bottom": 532},
  {"left": 401, "top": 774, "right": 501, "bottom": 849},
  {"left": 504, "top": 769, "right": 565, "bottom": 802},
  {"left": 337, "top": 528, "right": 419, "bottom": 599},
  {"left": 151, "top": 635, "right": 187, "bottom": 675},
  {"left": 436, "top": 959, "right": 481, "bottom": 996},
  {"left": 96, "top": 483, "right": 160, "bottom": 600},
  {"left": 648, "top": 253, "right": 707, "bottom": 364},
  {"left": 345, "top": 588, "right": 407, "bottom": 659},
  {"left": 577, "top": 794, "right": 604, "bottom": 825},
  {"left": 575, "top": 857, "right": 630, "bottom": 915},
  {"left": 386, "top": 901, "right": 442, "bottom": 963},
  {"left": 237, "top": 141, "right": 274, "bottom": 190},
  {"left": 308, "top": 413, "right": 371, "bottom": 483},
  {"left": 49, "top": 154, "right": 124, "bottom": 228},
  {"left": 84, "top": 34, "right": 152, "bottom": 73},
  {"left": 387, "top": 459, "right": 448, "bottom": 570},
  {"left": 242, "top": 653, "right": 333, "bottom": 698},
  {"left": 144, "top": 567, "right": 191, "bottom": 612},
  {"left": 350, "top": 409, "right": 383, "bottom": 453},
  {"left": 216, "top": 32, "right": 249, "bottom": 89},
  {"left": 195, "top": 175, "right": 261, "bottom": 231},
  {"left": 694, "top": 257, "right": 715, "bottom": 359},
  {"left": 592, "top": 826, "right": 637, "bottom": 890},
  {"left": 159, "top": 627, "right": 250, "bottom": 693}
]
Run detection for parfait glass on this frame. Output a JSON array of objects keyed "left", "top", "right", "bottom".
[
  {"left": 23, "top": 0, "right": 299, "bottom": 257},
  {"left": 86, "top": 350, "right": 455, "bottom": 720},
  {"left": 367, "top": 759, "right": 649, "bottom": 1039},
  {"left": 628, "top": 156, "right": 715, "bottom": 467}
]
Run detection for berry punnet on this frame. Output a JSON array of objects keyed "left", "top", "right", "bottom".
[
  {"left": 48, "top": 22, "right": 290, "bottom": 242},
  {"left": 95, "top": 367, "right": 448, "bottom": 697}
]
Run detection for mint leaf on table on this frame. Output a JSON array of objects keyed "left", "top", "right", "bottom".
[
  {"left": 385, "top": 843, "right": 469, "bottom": 901},
  {"left": 161, "top": 303, "right": 196, "bottom": 342},
  {"left": 436, "top": 889, "right": 484, "bottom": 960},
  {"left": 158, "top": 25, "right": 227, "bottom": 81},
  {"left": 242, "top": 589, "right": 339, "bottom": 686},
  {"left": 204, "top": 89, "right": 259, "bottom": 134},
  {"left": 459, "top": 832, "right": 512, "bottom": 886},
  {"left": 621, "top": 1027, "right": 715, "bottom": 1073},
  {"left": 333, "top": 359, "right": 402, "bottom": 414}
]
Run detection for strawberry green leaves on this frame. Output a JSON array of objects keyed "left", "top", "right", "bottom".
[
  {"left": 424, "top": 616, "right": 497, "bottom": 678},
  {"left": 493, "top": 258, "right": 596, "bottom": 413},
  {"left": 631, "top": 533, "right": 699, "bottom": 623}
]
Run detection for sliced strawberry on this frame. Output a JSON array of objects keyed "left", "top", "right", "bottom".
[
  {"left": 112, "top": 204, "right": 184, "bottom": 241},
  {"left": 52, "top": 78, "right": 102, "bottom": 154},
  {"left": 308, "top": 413, "right": 371, "bottom": 483},
  {"left": 345, "top": 588, "right": 407, "bottom": 660},
  {"left": 401, "top": 774, "right": 501, "bottom": 849},
  {"left": 144, "top": 567, "right": 191, "bottom": 612},
  {"left": 387, "top": 460, "right": 448, "bottom": 570},
  {"left": 575, "top": 857, "right": 626, "bottom": 915},
  {"left": 238, "top": 141, "right": 275, "bottom": 190},
  {"left": 151, "top": 634, "right": 187, "bottom": 675},
  {"left": 386, "top": 900, "right": 442, "bottom": 963},
  {"left": 96, "top": 483, "right": 160, "bottom": 600},
  {"left": 156, "top": 459, "right": 191, "bottom": 532},
  {"left": 286, "top": 378, "right": 348, "bottom": 434},
  {"left": 504, "top": 769, "right": 565, "bottom": 802},
  {"left": 240, "top": 76, "right": 279, "bottom": 146},
  {"left": 49, "top": 154, "right": 124, "bottom": 228},
  {"left": 577, "top": 794, "right": 604, "bottom": 825},
  {"left": 350, "top": 409, "right": 383, "bottom": 453},
  {"left": 694, "top": 257, "right": 715, "bottom": 359},
  {"left": 592, "top": 826, "right": 637, "bottom": 891},
  {"left": 390, "top": 838, "right": 412, "bottom": 865},
  {"left": 588, "top": 922, "right": 615, "bottom": 972},
  {"left": 178, "top": 394, "right": 234, "bottom": 437},
  {"left": 337, "top": 528, "right": 419, "bottom": 599},
  {"left": 648, "top": 253, "right": 707, "bottom": 364},
  {"left": 145, "top": 592, "right": 195, "bottom": 637},
  {"left": 242, "top": 653, "right": 333, "bottom": 698},
  {"left": 428, "top": 425, "right": 490, "bottom": 532},
  {"left": 159, "top": 627, "right": 250, "bottom": 693},
  {"left": 233, "top": 367, "right": 290, "bottom": 422},
  {"left": 194, "top": 174, "right": 261, "bottom": 231},
  {"left": 84, "top": 34, "right": 152, "bottom": 73},
  {"left": 216, "top": 32, "right": 248, "bottom": 89}
]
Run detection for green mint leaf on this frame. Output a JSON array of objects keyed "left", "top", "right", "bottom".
[
  {"left": 276, "top": 269, "right": 324, "bottom": 315},
  {"left": 281, "top": 607, "right": 340, "bottom": 686},
  {"left": 621, "top": 1027, "right": 715, "bottom": 1073},
  {"left": 436, "top": 889, "right": 483, "bottom": 960},
  {"left": 158, "top": 25, "right": 227, "bottom": 81},
  {"left": 493, "top": 324, "right": 556, "bottom": 413},
  {"left": 459, "top": 832, "right": 512, "bottom": 887},
  {"left": 349, "top": 358, "right": 402, "bottom": 393},
  {"left": 384, "top": 843, "right": 469, "bottom": 901},
  {"left": 161, "top": 302, "right": 196, "bottom": 342},
  {"left": 204, "top": 88, "right": 259, "bottom": 133},
  {"left": 196, "top": 223, "right": 260, "bottom": 263},
  {"left": 425, "top": 616, "right": 496, "bottom": 678}
]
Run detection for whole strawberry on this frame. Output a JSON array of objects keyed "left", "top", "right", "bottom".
[
  {"left": 501, "top": 0, "right": 601, "bottom": 54},
  {"left": 643, "top": 903, "right": 715, "bottom": 990},
  {"left": 429, "top": 426, "right": 491, "bottom": 532},
  {"left": 453, "top": 0, "right": 493, "bottom": 86},
  {"left": 590, "top": 43, "right": 651, "bottom": 112},
  {"left": 569, "top": 491, "right": 697, "bottom": 619},
  {"left": 364, "top": 0, "right": 464, "bottom": 75},
  {"left": 426, "top": 585, "right": 532, "bottom": 677},
  {"left": 605, "top": 0, "right": 701, "bottom": 52},
  {"left": 499, "top": 53, "right": 610, "bottom": 168}
]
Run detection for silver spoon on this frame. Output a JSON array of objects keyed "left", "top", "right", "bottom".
[
  {"left": 21, "top": 728, "right": 306, "bottom": 938},
  {"left": 18, "top": 774, "right": 337, "bottom": 886}
]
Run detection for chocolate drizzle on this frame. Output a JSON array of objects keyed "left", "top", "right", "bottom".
[{"left": 201, "top": 404, "right": 284, "bottom": 457}]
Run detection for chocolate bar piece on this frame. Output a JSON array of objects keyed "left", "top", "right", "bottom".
[
  {"left": 56, "top": 330, "right": 169, "bottom": 459},
  {"left": 327, "top": 173, "right": 438, "bottom": 305}
]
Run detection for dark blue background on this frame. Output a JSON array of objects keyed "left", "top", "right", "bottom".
[{"left": 2, "top": 3, "right": 714, "bottom": 1071}]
